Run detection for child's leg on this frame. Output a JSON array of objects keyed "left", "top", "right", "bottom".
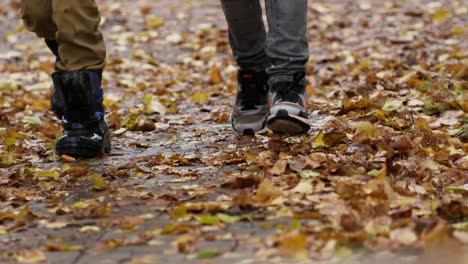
[
  {"left": 21, "top": 0, "right": 105, "bottom": 71},
  {"left": 265, "top": 0, "right": 309, "bottom": 84},
  {"left": 52, "top": 0, "right": 106, "bottom": 71},
  {"left": 220, "top": 0, "right": 271, "bottom": 71},
  {"left": 21, "top": 0, "right": 56, "bottom": 40},
  {"left": 20, "top": 0, "right": 110, "bottom": 158}
]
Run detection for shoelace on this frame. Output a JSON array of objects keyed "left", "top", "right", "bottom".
[
  {"left": 274, "top": 71, "right": 306, "bottom": 102},
  {"left": 239, "top": 73, "right": 264, "bottom": 110}
]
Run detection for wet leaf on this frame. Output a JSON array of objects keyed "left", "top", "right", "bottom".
[
  {"left": 198, "top": 215, "right": 219, "bottom": 225},
  {"left": 92, "top": 174, "right": 110, "bottom": 191},
  {"left": 216, "top": 213, "right": 245, "bottom": 224},
  {"left": 16, "top": 249, "right": 46, "bottom": 263},
  {"left": 188, "top": 249, "right": 219, "bottom": 260}
]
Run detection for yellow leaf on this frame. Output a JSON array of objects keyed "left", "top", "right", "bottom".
[
  {"left": 143, "top": 95, "right": 167, "bottom": 115},
  {"left": 92, "top": 174, "right": 110, "bottom": 191},
  {"left": 306, "top": 84, "right": 315, "bottom": 96},
  {"left": 72, "top": 201, "right": 94, "bottom": 209},
  {"left": 354, "top": 121, "right": 381, "bottom": 139},
  {"left": 414, "top": 117, "right": 431, "bottom": 131},
  {"left": 312, "top": 131, "right": 328, "bottom": 148},
  {"left": 432, "top": 9, "right": 450, "bottom": 22},
  {"left": 171, "top": 205, "right": 188, "bottom": 220},
  {"left": 279, "top": 233, "right": 309, "bottom": 260},
  {"left": 191, "top": 92, "right": 208, "bottom": 104},
  {"left": 33, "top": 169, "right": 60, "bottom": 180},
  {"left": 147, "top": 17, "right": 165, "bottom": 28}
]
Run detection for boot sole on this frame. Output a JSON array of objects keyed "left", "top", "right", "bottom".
[{"left": 56, "top": 136, "right": 111, "bottom": 159}]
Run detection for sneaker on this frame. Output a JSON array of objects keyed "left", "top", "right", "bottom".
[
  {"left": 267, "top": 72, "right": 310, "bottom": 134},
  {"left": 52, "top": 70, "right": 111, "bottom": 158},
  {"left": 231, "top": 70, "right": 269, "bottom": 135}
]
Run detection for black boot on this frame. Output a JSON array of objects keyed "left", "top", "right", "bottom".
[{"left": 53, "top": 70, "right": 111, "bottom": 158}]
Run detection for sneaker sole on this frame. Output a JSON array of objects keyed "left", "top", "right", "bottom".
[
  {"left": 231, "top": 111, "right": 268, "bottom": 136},
  {"left": 232, "top": 122, "right": 268, "bottom": 136},
  {"left": 266, "top": 109, "right": 310, "bottom": 135}
]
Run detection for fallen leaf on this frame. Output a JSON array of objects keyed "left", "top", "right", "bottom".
[
  {"left": 253, "top": 180, "right": 282, "bottom": 204},
  {"left": 216, "top": 213, "right": 245, "bottom": 224},
  {"left": 271, "top": 159, "right": 287, "bottom": 175},
  {"left": 279, "top": 233, "right": 308, "bottom": 260},
  {"left": 382, "top": 99, "right": 404, "bottom": 112},
  {"left": 188, "top": 249, "right": 219, "bottom": 260},
  {"left": 92, "top": 174, "right": 110, "bottom": 191}
]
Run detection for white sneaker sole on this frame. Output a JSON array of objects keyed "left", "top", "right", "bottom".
[{"left": 267, "top": 104, "right": 310, "bottom": 134}]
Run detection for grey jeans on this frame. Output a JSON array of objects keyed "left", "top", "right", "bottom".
[{"left": 220, "top": 0, "right": 309, "bottom": 84}]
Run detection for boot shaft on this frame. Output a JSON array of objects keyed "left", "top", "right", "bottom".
[{"left": 52, "top": 70, "right": 104, "bottom": 123}]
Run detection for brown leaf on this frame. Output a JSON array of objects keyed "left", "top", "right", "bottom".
[
  {"left": 221, "top": 175, "right": 261, "bottom": 189},
  {"left": 209, "top": 66, "right": 223, "bottom": 84},
  {"left": 253, "top": 180, "right": 282, "bottom": 204},
  {"left": 271, "top": 159, "right": 287, "bottom": 175}
]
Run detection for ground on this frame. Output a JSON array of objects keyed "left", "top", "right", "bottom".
[{"left": 0, "top": 0, "right": 467, "bottom": 263}]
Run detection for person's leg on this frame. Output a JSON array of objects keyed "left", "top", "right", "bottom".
[
  {"left": 52, "top": 0, "right": 106, "bottom": 71},
  {"left": 50, "top": 0, "right": 110, "bottom": 158},
  {"left": 220, "top": 0, "right": 270, "bottom": 135},
  {"left": 21, "top": 0, "right": 56, "bottom": 40},
  {"left": 264, "top": 0, "right": 310, "bottom": 134},
  {"left": 220, "top": 0, "right": 270, "bottom": 71},
  {"left": 20, "top": 1, "right": 64, "bottom": 118},
  {"left": 264, "top": 0, "right": 309, "bottom": 84},
  {"left": 20, "top": 0, "right": 109, "bottom": 158}
]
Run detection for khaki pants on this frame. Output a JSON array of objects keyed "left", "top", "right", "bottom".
[{"left": 21, "top": 0, "right": 106, "bottom": 71}]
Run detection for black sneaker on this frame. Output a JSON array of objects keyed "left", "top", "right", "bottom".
[
  {"left": 52, "top": 70, "right": 111, "bottom": 158},
  {"left": 267, "top": 72, "right": 310, "bottom": 134},
  {"left": 231, "top": 70, "right": 269, "bottom": 135}
]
